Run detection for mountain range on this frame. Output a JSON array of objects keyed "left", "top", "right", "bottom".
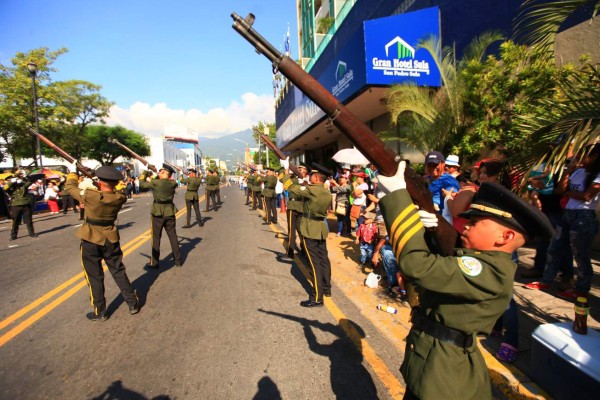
[{"left": 196, "top": 129, "right": 257, "bottom": 166}]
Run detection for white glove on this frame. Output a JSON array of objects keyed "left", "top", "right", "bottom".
[
  {"left": 374, "top": 161, "right": 407, "bottom": 196},
  {"left": 16, "top": 179, "right": 23, "bottom": 184},
  {"left": 10, "top": 177, "right": 17, "bottom": 183},
  {"left": 418, "top": 209, "right": 438, "bottom": 228},
  {"left": 68, "top": 162, "right": 78, "bottom": 173},
  {"left": 280, "top": 157, "right": 290, "bottom": 170}
]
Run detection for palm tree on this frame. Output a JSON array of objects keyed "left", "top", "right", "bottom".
[
  {"left": 384, "top": 31, "right": 504, "bottom": 156},
  {"left": 511, "top": 0, "right": 600, "bottom": 188}
]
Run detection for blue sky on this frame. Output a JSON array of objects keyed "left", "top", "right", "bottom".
[{"left": 0, "top": 0, "right": 297, "bottom": 138}]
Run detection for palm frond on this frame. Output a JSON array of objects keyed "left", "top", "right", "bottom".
[
  {"left": 513, "top": 0, "right": 599, "bottom": 52},
  {"left": 386, "top": 83, "right": 437, "bottom": 122},
  {"left": 459, "top": 30, "right": 505, "bottom": 65}
]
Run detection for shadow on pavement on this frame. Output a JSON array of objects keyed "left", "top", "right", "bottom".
[
  {"left": 259, "top": 310, "right": 378, "bottom": 399},
  {"left": 36, "top": 224, "right": 71, "bottom": 235},
  {"left": 252, "top": 376, "right": 282, "bottom": 400},
  {"left": 91, "top": 379, "right": 170, "bottom": 400}
]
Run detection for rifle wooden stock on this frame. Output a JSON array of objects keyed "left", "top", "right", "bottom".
[
  {"left": 110, "top": 139, "right": 157, "bottom": 173},
  {"left": 28, "top": 128, "right": 94, "bottom": 179},
  {"left": 254, "top": 129, "right": 303, "bottom": 177},
  {"left": 232, "top": 12, "right": 457, "bottom": 255}
]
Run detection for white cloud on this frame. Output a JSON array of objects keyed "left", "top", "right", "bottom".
[{"left": 106, "top": 92, "right": 275, "bottom": 139}]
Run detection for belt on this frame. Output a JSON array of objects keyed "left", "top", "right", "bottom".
[
  {"left": 411, "top": 312, "right": 473, "bottom": 348},
  {"left": 85, "top": 218, "right": 115, "bottom": 227},
  {"left": 303, "top": 213, "right": 324, "bottom": 221},
  {"left": 154, "top": 199, "right": 173, "bottom": 204}
]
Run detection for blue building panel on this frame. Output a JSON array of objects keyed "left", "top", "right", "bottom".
[{"left": 364, "top": 7, "right": 441, "bottom": 87}]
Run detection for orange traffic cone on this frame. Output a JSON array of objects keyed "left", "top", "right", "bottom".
[{"left": 280, "top": 196, "right": 287, "bottom": 213}]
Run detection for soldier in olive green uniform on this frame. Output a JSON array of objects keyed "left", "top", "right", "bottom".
[
  {"left": 251, "top": 170, "right": 264, "bottom": 211},
  {"left": 376, "top": 162, "right": 553, "bottom": 400},
  {"left": 140, "top": 164, "right": 182, "bottom": 268},
  {"left": 5, "top": 171, "right": 37, "bottom": 240},
  {"left": 285, "top": 163, "right": 309, "bottom": 258},
  {"left": 65, "top": 165, "right": 139, "bottom": 321},
  {"left": 281, "top": 160, "right": 333, "bottom": 307},
  {"left": 262, "top": 167, "right": 278, "bottom": 224},
  {"left": 205, "top": 170, "right": 219, "bottom": 212},
  {"left": 180, "top": 169, "right": 204, "bottom": 228},
  {"left": 244, "top": 171, "right": 253, "bottom": 205}
]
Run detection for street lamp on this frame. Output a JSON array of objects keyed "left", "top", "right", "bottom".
[{"left": 27, "top": 62, "right": 43, "bottom": 170}]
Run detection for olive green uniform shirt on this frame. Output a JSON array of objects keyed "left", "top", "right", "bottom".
[
  {"left": 140, "top": 177, "right": 178, "bottom": 217},
  {"left": 65, "top": 173, "right": 126, "bottom": 245},
  {"left": 205, "top": 175, "right": 219, "bottom": 191},
  {"left": 5, "top": 181, "right": 33, "bottom": 206},
  {"left": 181, "top": 176, "right": 203, "bottom": 200},
  {"left": 379, "top": 189, "right": 515, "bottom": 400},
  {"left": 282, "top": 174, "right": 330, "bottom": 240},
  {"left": 262, "top": 175, "right": 278, "bottom": 198},
  {"left": 286, "top": 177, "right": 305, "bottom": 212}
]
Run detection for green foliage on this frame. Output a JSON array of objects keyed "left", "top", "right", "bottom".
[
  {"left": 317, "top": 17, "right": 334, "bottom": 34},
  {"left": 0, "top": 47, "right": 113, "bottom": 165},
  {"left": 84, "top": 125, "right": 150, "bottom": 165},
  {"left": 251, "top": 121, "right": 282, "bottom": 169}
]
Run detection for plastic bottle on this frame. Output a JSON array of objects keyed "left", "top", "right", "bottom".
[
  {"left": 573, "top": 296, "right": 589, "bottom": 335},
  {"left": 377, "top": 304, "right": 397, "bottom": 314}
]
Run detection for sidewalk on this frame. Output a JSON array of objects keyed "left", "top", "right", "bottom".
[{"left": 274, "top": 211, "right": 599, "bottom": 399}]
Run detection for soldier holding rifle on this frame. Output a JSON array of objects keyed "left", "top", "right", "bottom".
[
  {"left": 65, "top": 164, "right": 139, "bottom": 321},
  {"left": 376, "top": 161, "right": 553, "bottom": 399},
  {"left": 180, "top": 168, "right": 204, "bottom": 228},
  {"left": 5, "top": 170, "right": 37, "bottom": 240},
  {"left": 280, "top": 158, "right": 332, "bottom": 307},
  {"left": 140, "top": 164, "right": 183, "bottom": 269},
  {"left": 262, "top": 166, "right": 278, "bottom": 225},
  {"left": 204, "top": 170, "right": 219, "bottom": 212}
]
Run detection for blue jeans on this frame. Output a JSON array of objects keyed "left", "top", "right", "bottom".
[
  {"left": 542, "top": 209, "right": 597, "bottom": 292},
  {"left": 494, "top": 297, "right": 519, "bottom": 348},
  {"left": 359, "top": 242, "right": 374, "bottom": 264},
  {"left": 336, "top": 212, "right": 351, "bottom": 234},
  {"left": 380, "top": 243, "right": 399, "bottom": 285},
  {"left": 533, "top": 210, "right": 573, "bottom": 274}
]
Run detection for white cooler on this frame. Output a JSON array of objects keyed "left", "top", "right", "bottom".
[{"left": 531, "top": 322, "right": 600, "bottom": 399}]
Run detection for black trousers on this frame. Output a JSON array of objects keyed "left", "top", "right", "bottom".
[
  {"left": 264, "top": 196, "right": 277, "bottom": 223},
  {"left": 184, "top": 198, "right": 202, "bottom": 225},
  {"left": 252, "top": 191, "right": 263, "bottom": 210},
  {"left": 80, "top": 240, "right": 137, "bottom": 315},
  {"left": 302, "top": 237, "right": 331, "bottom": 303},
  {"left": 150, "top": 215, "right": 182, "bottom": 266},
  {"left": 215, "top": 187, "right": 222, "bottom": 205},
  {"left": 62, "top": 194, "right": 76, "bottom": 213},
  {"left": 245, "top": 187, "right": 251, "bottom": 204},
  {"left": 10, "top": 205, "right": 34, "bottom": 238},
  {"left": 286, "top": 209, "right": 303, "bottom": 255}
]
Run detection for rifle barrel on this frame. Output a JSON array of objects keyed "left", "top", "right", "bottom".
[{"left": 112, "top": 139, "right": 157, "bottom": 173}]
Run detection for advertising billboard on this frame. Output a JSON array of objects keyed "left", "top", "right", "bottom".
[{"left": 364, "top": 6, "right": 441, "bottom": 87}]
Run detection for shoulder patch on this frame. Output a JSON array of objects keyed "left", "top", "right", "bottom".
[{"left": 457, "top": 256, "right": 483, "bottom": 277}]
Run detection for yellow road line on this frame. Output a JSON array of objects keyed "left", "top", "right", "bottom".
[
  {"left": 262, "top": 209, "right": 404, "bottom": 399},
  {"left": 0, "top": 192, "right": 206, "bottom": 347}
]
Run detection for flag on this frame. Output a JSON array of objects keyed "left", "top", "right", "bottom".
[{"left": 285, "top": 24, "right": 290, "bottom": 57}]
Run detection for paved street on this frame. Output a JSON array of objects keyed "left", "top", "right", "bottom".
[
  {"left": 0, "top": 186, "right": 403, "bottom": 399},
  {"left": 1, "top": 184, "right": 599, "bottom": 399}
]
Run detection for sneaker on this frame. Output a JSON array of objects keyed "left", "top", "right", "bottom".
[
  {"left": 523, "top": 282, "right": 550, "bottom": 290},
  {"left": 496, "top": 343, "right": 517, "bottom": 363},
  {"left": 556, "top": 289, "right": 580, "bottom": 300},
  {"left": 336, "top": 232, "right": 341, "bottom": 237},
  {"left": 520, "top": 268, "right": 543, "bottom": 278}
]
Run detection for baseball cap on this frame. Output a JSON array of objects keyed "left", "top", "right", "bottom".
[{"left": 425, "top": 151, "right": 445, "bottom": 165}]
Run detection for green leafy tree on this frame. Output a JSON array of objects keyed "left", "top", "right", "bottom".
[
  {"left": 385, "top": 32, "right": 504, "bottom": 157},
  {"left": 0, "top": 47, "right": 67, "bottom": 166},
  {"left": 252, "top": 121, "right": 281, "bottom": 169},
  {"left": 84, "top": 125, "right": 150, "bottom": 165}
]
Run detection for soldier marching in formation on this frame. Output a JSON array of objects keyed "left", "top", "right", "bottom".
[
  {"left": 250, "top": 169, "right": 263, "bottom": 211},
  {"left": 205, "top": 170, "right": 219, "bottom": 212},
  {"left": 65, "top": 165, "right": 139, "bottom": 321},
  {"left": 261, "top": 167, "right": 278, "bottom": 225},
  {"left": 140, "top": 164, "right": 183, "bottom": 269},
  {"left": 5, "top": 169, "right": 37, "bottom": 240},
  {"left": 285, "top": 163, "right": 308, "bottom": 258},
  {"left": 180, "top": 168, "right": 204, "bottom": 228}
]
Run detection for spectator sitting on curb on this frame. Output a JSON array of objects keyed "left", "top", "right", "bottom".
[{"left": 355, "top": 211, "right": 378, "bottom": 267}]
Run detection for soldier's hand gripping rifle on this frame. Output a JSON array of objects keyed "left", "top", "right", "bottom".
[
  {"left": 253, "top": 128, "right": 303, "bottom": 177},
  {"left": 108, "top": 138, "right": 158, "bottom": 174},
  {"left": 28, "top": 128, "right": 95, "bottom": 179},
  {"left": 232, "top": 13, "right": 457, "bottom": 255}
]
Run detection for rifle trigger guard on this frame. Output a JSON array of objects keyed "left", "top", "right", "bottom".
[{"left": 272, "top": 65, "right": 279, "bottom": 75}]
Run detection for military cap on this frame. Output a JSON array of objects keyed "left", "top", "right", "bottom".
[
  {"left": 161, "top": 163, "right": 176, "bottom": 175},
  {"left": 298, "top": 162, "right": 310, "bottom": 170},
  {"left": 310, "top": 162, "right": 332, "bottom": 176},
  {"left": 460, "top": 182, "right": 554, "bottom": 239},
  {"left": 95, "top": 165, "right": 123, "bottom": 182},
  {"left": 265, "top": 166, "right": 275, "bottom": 172},
  {"left": 27, "top": 173, "right": 46, "bottom": 182}
]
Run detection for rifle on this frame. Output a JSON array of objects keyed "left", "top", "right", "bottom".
[
  {"left": 232, "top": 13, "right": 457, "bottom": 255},
  {"left": 253, "top": 128, "right": 303, "bottom": 177},
  {"left": 28, "top": 128, "right": 95, "bottom": 179},
  {"left": 164, "top": 160, "right": 183, "bottom": 173},
  {"left": 108, "top": 138, "right": 158, "bottom": 173}
]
